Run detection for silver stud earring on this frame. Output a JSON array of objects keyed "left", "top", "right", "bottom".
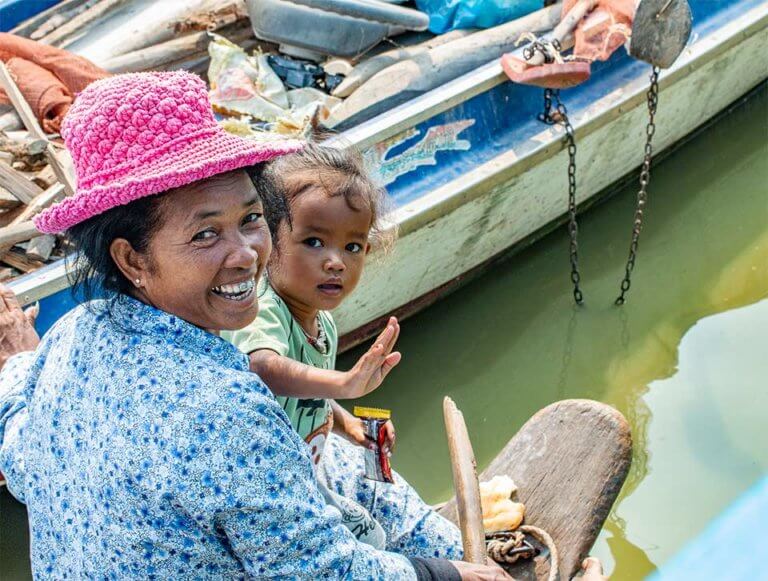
[{"left": 134, "top": 278, "right": 141, "bottom": 287}]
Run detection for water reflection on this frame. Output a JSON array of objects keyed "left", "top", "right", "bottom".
[{"left": 343, "top": 86, "right": 767, "bottom": 578}]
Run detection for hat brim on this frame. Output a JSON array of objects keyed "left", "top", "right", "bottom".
[{"left": 34, "top": 129, "right": 303, "bottom": 233}]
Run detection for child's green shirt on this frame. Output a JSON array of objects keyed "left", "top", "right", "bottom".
[
  {"left": 222, "top": 281, "right": 337, "bottom": 444},
  {"left": 223, "top": 280, "right": 387, "bottom": 549}
]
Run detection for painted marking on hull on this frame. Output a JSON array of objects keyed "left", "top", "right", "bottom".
[{"left": 364, "top": 119, "right": 476, "bottom": 187}]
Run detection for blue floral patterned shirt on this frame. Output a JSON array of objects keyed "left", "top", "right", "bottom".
[{"left": 0, "top": 295, "right": 416, "bottom": 579}]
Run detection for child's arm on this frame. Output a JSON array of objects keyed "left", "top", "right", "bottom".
[
  {"left": 249, "top": 317, "right": 402, "bottom": 400},
  {"left": 330, "top": 400, "right": 396, "bottom": 454}
]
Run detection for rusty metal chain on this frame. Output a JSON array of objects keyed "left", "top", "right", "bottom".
[
  {"left": 538, "top": 66, "right": 661, "bottom": 305},
  {"left": 541, "top": 88, "right": 583, "bottom": 304},
  {"left": 615, "top": 67, "right": 660, "bottom": 305},
  {"left": 523, "top": 38, "right": 561, "bottom": 64}
]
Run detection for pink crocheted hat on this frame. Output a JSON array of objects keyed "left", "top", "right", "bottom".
[{"left": 34, "top": 71, "right": 303, "bottom": 233}]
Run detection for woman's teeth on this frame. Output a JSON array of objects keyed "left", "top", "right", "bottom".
[{"left": 212, "top": 279, "right": 255, "bottom": 300}]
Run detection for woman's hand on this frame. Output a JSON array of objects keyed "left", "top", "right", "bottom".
[
  {"left": 338, "top": 317, "right": 401, "bottom": 399},
  {"left": 0, "top": 285, "right": 39, "bottom": 370},
  {"left": 451, "top": 560, "right": 514, "bottom": 580}
]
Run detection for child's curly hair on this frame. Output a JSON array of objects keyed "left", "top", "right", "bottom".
[{"left": 248, "top": 143, "right": 396, "bottom": 255}]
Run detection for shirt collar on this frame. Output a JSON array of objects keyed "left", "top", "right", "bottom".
[{"left": 106, "top": 293, "right": 249, "bottom": 371}]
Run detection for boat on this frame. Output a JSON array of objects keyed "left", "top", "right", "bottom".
[
  {"left": 3, "top": 0, "right": 767, "bottom": 345},
  {"left": 439, "top": 398, "right": 632, "bottom": 580}
]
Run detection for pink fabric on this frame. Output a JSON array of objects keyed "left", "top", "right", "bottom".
[{"left": 34, "top": 71, "right": 303, "bottom": 233}]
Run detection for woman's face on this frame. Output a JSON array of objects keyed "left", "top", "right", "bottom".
[{"left": 120, "top": 171, "right": 271, "bottom": 331}]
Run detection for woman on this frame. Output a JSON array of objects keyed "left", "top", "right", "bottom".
[{"left": 0, "top": 71, "right": 510, "bottom": 579}]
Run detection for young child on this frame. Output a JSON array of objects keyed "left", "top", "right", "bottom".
[{"left": 223, "top": 145, "right": 461, "bottom": 556}]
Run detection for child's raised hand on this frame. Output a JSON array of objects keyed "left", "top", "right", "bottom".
[{"left": 340, "top": 317, "right": 401, "bottom": 399}]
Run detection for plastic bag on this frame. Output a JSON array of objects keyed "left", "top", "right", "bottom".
[
  {"left": 207, "top": 34, "right": 341, "bottom": 138},
  {"left": 415, "top": 0, "right": 543, "bottom": 33}
]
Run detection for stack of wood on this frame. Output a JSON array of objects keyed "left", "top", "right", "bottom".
[
  {"left": 9, "top": 0, "right": 262, "bottom": 75},
  {"left": 0, "top": 0, "right": 265, "bottom": 282},
  {"left": 0, "top": 62, "right": 75, "bottom": 281}
]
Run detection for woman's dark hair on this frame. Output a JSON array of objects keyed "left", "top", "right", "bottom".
[
  {"left": 246, "top": 143, "right": 395, "bottom": 254},
  {"left": 66, "top": 193, "right": 167, "bottom": 304}
]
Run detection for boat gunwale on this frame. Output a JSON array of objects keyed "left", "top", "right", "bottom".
[
  {"left": 374, "top": 3, "right": 768, "bottom": 239},
  {"left": 7, "top": 2, "right": 767, "bottom": 305}
]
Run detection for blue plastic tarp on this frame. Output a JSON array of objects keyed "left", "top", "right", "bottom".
[{"left": 415, "top": 0, "right": 544, "bottom": 33}]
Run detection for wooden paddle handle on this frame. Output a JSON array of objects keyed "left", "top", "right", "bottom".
[{"left": 443, "top": 397, "right": 487, "bottom": 564}]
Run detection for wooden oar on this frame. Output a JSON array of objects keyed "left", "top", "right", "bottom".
[{"left": 443, "top": 396, "right": 487, "bottom": 565}]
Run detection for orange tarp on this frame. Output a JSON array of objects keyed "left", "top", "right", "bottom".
[{"left": 0, "top": 33, "right": 109, "bottom": 133}]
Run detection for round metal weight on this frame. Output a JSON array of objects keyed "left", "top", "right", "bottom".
[{"left": 629, "top": 0, "right": 693, "bottom": 69}]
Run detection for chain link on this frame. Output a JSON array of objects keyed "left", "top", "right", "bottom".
[
  {"left": 614, "top": 67, "right": 660, "bottom": 305},
  {"left": 541, "top": 88, "right": 584, "bottom": 304}
]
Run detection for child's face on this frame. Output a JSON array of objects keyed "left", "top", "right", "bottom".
[{"left": 269, "top": 186, "right": 372, "bottom": 313}]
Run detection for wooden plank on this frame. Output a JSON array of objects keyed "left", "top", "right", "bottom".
[
  {"left": 26, "top": 234, "right": 57, "bottom": 261},
  {"left": 0, "top": 221, "right": 43, "bottom": 247},
  {"left": 443, "top": 397, "right": 487, "bottom": 565},
  {"left": 439, "top": 400, "right": 632, "bottom": 580},
  {"left": 0, "top": 182, "right": 64, "bottom": 255},
  {"left": 39, "top": 0, "right": 130, "bottom": 47},
  {"left": 44, "top": 144, "right": 76, "bottom": 197},
  {"left": 1, "top": 249, "right": 44, "bottom": 273},
  {"left": 0, "top": 62, "right": 47, "bottom": 141},
  {"left": 102, "top": 20, "right": 256, "bottom": 73},
  {"left": 9, "top": 0, "right": 92, "bottom": 37},
  {"left": 0, "top": 187, "right": 22, "bottom": 211},
  {"left": 0, "top": 162, "right": 43, "bottom": 204},
  {"left": 0, "top": 63, "right": 77, "bottom": 196}
]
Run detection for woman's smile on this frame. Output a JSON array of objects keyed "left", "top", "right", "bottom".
[{"left": 211, "top": 276, "right": 257, "bottom": 302}]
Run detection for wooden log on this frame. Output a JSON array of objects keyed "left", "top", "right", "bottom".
[
  {"left": 0, "top": 186, "right": 22, "bottom": 211},
  {"left": 171, "top": 0, "right": 248, "bottom": 35},
  {"left": 64, "top": 0, "right": 251, "bottom": 65},
  {"left": 0, "top": 162, "right": 43, "bottom": 204},
  {"left": 5, "top": 183, "right": 63, "bottom": 226},
  {"left": 0, "top": 182, "right": 64, "bottom": 253},
  {"left": 0, "top": 63, "right": 76, "bottom": 196},
  {"left": 0, "top": 206, "right": 27, "bottom": 227},
  {"left": 0, "top": 221, "right": 43, "bottom": 247},
  {"left": 33, "top": 166, "right": 57, "bottom": 190},
  {"left": 8, "top": 0, "right": 91, "bottom": 37},
  {"left": 0, "top": 63, "right": 46, "bottom": 142},
  {"left": 332, "top": 29, "right": 476, "bottom": 98},
  {"left": 0, "top": 134, "right": 47, "bottom": 171},
  {"left": 39, "top": 0, "right": 131, "bottom": 48},
  {"left": 325, "top": 4, "right": 562, "bottom": 129},
  {"left": 439, "top": 399, "right": 632, "bottom": 581},
  {"left": 31, "top": 0, "right": 102, "bottom": 40},
  {"left": 1, "top": 249, "right": 44, "bottom": 273},
  {"left": 102, "top": 21, "right": 255, "bottom": 73},
  {"left": 26, "top": 234, "right": 57, "bottom": 261},
  {"left": 443, "top": 397, "right": 487, "bottom": 565}
]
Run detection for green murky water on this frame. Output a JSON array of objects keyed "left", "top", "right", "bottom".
[
  {"left": 341, "top": 86, "right": 768, "bottom": 579},
  {"left": 1, "top": 87, "right": 766, "bottom": 579}
]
